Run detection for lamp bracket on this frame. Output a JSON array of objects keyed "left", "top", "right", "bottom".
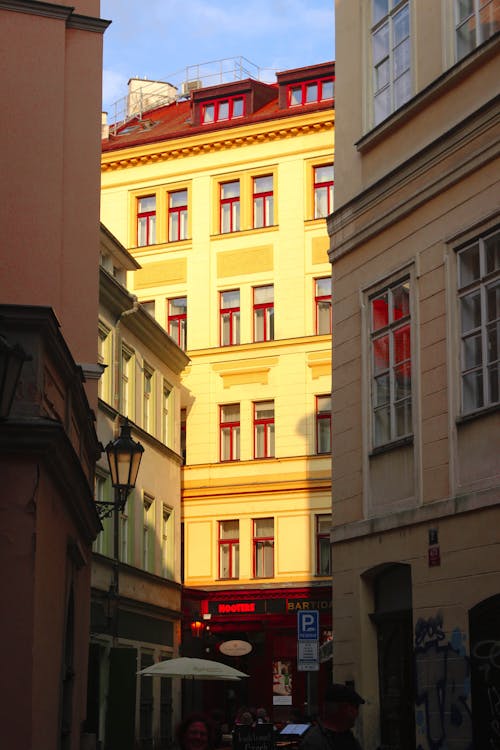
[{"left": 95, "top": 488, "right": 128, "bottom": 520}]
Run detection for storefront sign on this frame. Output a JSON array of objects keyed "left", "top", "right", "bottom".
[
  {"left": 233, "top": 724, "right": 274, "bottom": 750},
  {"left": 208, "top": 596, "right": 330, "bottom": 617},
  {"left": 219, "top": 639, "right": 252, "bottom": 656}
]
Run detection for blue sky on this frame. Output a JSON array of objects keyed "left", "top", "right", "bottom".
[{"left": 101, "top": 0, "right": 335, "bottom": 114}]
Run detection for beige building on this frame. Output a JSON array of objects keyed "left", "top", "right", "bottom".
[
  {"left": 328, "top": 2, "right": 499, "bottom": 749},
  {"left": 88, "top": 225, "right": 189, "bottom": 749},
  {"left": 101, "top": 60, "right": 335, "bottom": 719}
]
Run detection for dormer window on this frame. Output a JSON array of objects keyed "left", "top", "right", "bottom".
[
  {"left": 202, "top": 96, "right": 245, "bottom": 124},
  {"left": 288, "top": 76, "right": 334, "bottom": 107}
]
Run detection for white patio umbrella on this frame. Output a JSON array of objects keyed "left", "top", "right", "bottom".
[{"left": 137, "top": 656, "right": 248, "bottom": 681}]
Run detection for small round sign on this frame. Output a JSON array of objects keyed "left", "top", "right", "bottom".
[{"left": 219, "top": 639, "right": 252, "bottom": 656}]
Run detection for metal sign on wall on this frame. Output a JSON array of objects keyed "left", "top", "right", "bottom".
[{"left": 297, "top": 610, "right": 320, "bottom": 671}]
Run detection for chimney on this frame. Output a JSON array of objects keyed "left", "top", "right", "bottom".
[{"left": 101, "top": 112, "right": 109, "bottom": 140}]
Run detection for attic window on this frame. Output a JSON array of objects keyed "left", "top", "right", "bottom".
[
  {"left": 202, "top": 96, "right": 245, "bottom": 124},
  {"left": 288, "top": 76, "right": 334, "bottom": 107}
]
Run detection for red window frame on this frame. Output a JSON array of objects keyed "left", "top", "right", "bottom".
[
  {"left": 253, "top": 285, "right": 274, "bottom": 342},
  {"left": 168, "top": 297, "right": 187, "bottom": 349},
  {"left": 253, "top": 518, "right": 274, "bottom": 578},
  {"left": 288, "top": 76, "right": 335, "bottom": 107},
  {"left": 218, "top": 520, "right": 240, "bottom": 579},
  {"left": 316, "top": 395, "right": 331, "bottom": 455},
  {"left": 253, "top": 175, "right": 274, "bottom": 228},
  {"left": 314, "top": 165, "right": 334, "bottom": 219},
  {"left": 168, "top": 189, "right": 188, "bottom": 242},
  {"left": 254, "top": 401, "right": 275, "bottom": 459},
  {"left": 316, "top": 515, "right": 331, "bottom": 575},
  {"left": 220, "top": 404, "right": 240, "bottom": 462},
  {"left": 137, "top": 195, "right": 156, "bottom": 246},
  {"left": 315, "top": 277, "right": 332, "bottom": 334},
  {"left": 220, "top": 290, "right": 240, "bottom": 346},
  {"left": 202, "top": 95, "right": 245, "bottom": 124},
  {"left": 220, "top": 181, "right": 240, "bottom": 234}
]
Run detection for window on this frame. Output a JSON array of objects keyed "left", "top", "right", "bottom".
[
  {"left": 143, "top": 495, "right": 153, "bottom": 571},
  {"left": 202, "top": 96, "right": 245, "bottom": 124},
  {"left": 168, "top": 189, "right": 188, "bottom": 242},
  {"left": 219, "top": 520, "right": 240, "bottom": 579},
  {"left": 220, "top": 290, "right": 240, "bottom": 346},
  {"left": 316, "top": 395, "right": 332, "bottom": 454},
  {"left": 93, "top": 474, "right": 107, "bottom": 555},
  {"left": 220, "top": 404, "right": 240, "bottom": 461},
  {"left": 315, "top": 277, "right": 332, "bottom": 334},
  {"left": 254, "top": 401, "right": 275, "bottom": 458},
  {"left": 316, "top": 515, "right": 331, "bottom": 575},
  {"left": 180, "top": 408, "right": 186, "bottom": 464},
  {"left": 97, "top": 323, "right": 111, "bottom": 402},
  {"left": 120, "top": 346, "right": 134, "bottom": 417},
  {"left": 455, "top": 0, "right": 500, "bottom": 60},
  {"left": 137, "top": 195, "right": 156, "bottom": 246},
  {"left": 371, "top": 1, "right": 411, "bottom": 126},
  {"left": 120, "top": 511, "right": 128, "bottom": 563},
  {"left": 143, "top": 364, "right": 154, "bottom": 433},
  {"left": 161, "top": 507, "right": 172, "bottom": 578},
  {"left": 162, "top": 383, "right": 172, "bottom": 445},
  {"left": 254, "top": 285, "right": 274, "bottom": 342},
  {"left": 141, "top": 300, "right": 156, "bottom": 318},
  {"left": 370, "top": 279, "right": 412, "bottom": 447},
  {"left": 253, "top": 518, "right": 274, "bottom": 578},
  {"left": 220, "top": 181, "right": 240, "bottom": 234},
  {"left": 168, "top": 297, "right": 187, "bottom": 350},
  {"left": 457, "top": 229, "right": 499, "bottom": 413},
  {"left": 288, "top": 76, "right": 335, "bottom": 106},
  {"left": 253, "top": 175, "right": 274, "bottom": 228},
  {"left": 314, "top": 165, "right": 334, "bottom": 218}
]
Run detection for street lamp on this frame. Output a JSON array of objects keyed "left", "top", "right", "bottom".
[
  {"left": 96, "top": 418, "right": 144, "bottom": 519},
  {"left": 0, "top": 334, "right": 31, "bottom": 419}
]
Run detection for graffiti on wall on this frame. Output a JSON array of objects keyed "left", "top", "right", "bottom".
[
  {"left": 471, "top": 639, "right": 500, "bottom": 749},
  {"left": 414, "top": 613, "right": 472, "bottom": 750}
]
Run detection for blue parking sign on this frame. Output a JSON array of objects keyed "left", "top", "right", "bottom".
[{"left": 297, "top": 610, "right": 319, "bottom": 640}]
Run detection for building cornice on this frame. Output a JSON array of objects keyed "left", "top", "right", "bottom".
[
  {"left": 0, "top": 0, "right": 110, "bottom": 32},
  {"left": 101, "top": 110, "right": 334, "bottom": 172}
]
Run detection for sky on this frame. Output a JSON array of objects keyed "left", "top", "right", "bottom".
[{"left": 100, "top": 0, "right": 335, "bottom": 115}]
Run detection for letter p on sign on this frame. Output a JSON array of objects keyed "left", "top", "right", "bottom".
[{"left": 298, "top": 610, "right": 319, "bottom": 640}]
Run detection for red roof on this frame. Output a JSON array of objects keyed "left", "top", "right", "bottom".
[{"left": 102, "top": 62, "right": 335, "bottom": 153}]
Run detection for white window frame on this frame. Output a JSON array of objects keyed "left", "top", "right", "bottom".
[
  {"left": 143, "top": 494, "right": 154, "bottom": 572},
  {"left": 97, "top": 322, "right": 112, "bottom": 403},
  {"left": 120, "top": 344, "right": 135, "bottom": 419},
  {"left": 455, "top": 0, "right": 499, "bottom": 61},
  {"left": 457, "top": 228, "right": 500, "bottom": 414},
  {"left": 368, "top": 275, "right": 413, "bottom": 448},
  {"left": 370, "top": 0, "right": 412, "bottom": 127},
  {"left": 143, "top": 362, "right": 154, "bottom": 434}
]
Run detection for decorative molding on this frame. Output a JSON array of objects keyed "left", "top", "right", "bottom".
[
  {"left": 102, "top": 118, "right": 334, "bottom": 172},
  {"left": 0, "top": 0, "right": 110, "bottom": 32}
]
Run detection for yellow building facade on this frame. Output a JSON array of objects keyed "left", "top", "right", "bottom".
[{"left": 101, "top": 60, "right": 334, "bottom": 719}]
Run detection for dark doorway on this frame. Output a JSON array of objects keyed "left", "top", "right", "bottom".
[
  {"left": 470, "top": 594, "right": 500, "bottom": 750},
  {"left": 371, "top": 564, "right": 415, "bottom": 750}
]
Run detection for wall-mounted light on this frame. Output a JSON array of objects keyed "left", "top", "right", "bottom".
[{"left": 96, "top": 418, "right": 144, "bottom": 519}]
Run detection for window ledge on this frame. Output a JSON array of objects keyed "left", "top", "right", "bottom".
[
  {"left": 369, "top": 434, "right": 414, "bottom": 458},
  {"left": 456, "top": 401, "right": 499, "bottom": 426},
  {"left": 211, "top": 225, "right": 279, "bottom": 240},
  {"left": 357, "top": 32, "right": 500, "bottom": 153}
]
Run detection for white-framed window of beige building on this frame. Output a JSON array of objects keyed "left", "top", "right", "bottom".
[
  {"left": 143, "top": 362, "right": 154, "bottom": 434},
  {"left": 368, "top": 275, "right": 413, "bottom": 448},
  {"left": 143, "top": 493, "right": 154, "bottom": 572},
  {"left": 162, "top": 380, "right": 173, "bottom": 446},
  {"left": 455, "top": 0, "right": 500, "bottom": 61},
  {"left": 161, "top": 505, "right": 173, "bottom": 578},
  {"left": 93, "top": 471, "right": 109, "bottom": 555},
  {"left": 457, "top": 228, "right": 500, "bottom": 414},
  {"left": 97, "top": 321, "right": 112, "bottom": 403},
  {"left": 370, "top": 0, "right": 412, "bottom": 127},
  {"left": 120, "top": 344, "right": 135, "bottom": 419},
  {"left": 120, "top": 510, "right": 129, "bottom": 564}
]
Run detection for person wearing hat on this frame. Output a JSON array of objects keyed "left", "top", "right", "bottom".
[{"left": 299, "top": 683, "right": 365, "bottom": 750}]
